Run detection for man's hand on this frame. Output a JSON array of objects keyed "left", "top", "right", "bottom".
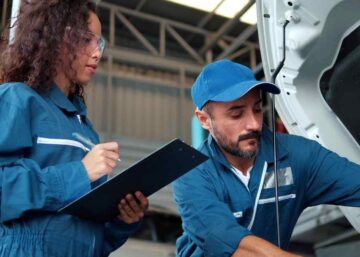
[{"left": 117, "top": 191, "right": 149, "bottom": 224}]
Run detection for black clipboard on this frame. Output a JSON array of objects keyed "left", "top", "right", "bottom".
[{"left": 58, "top": 139, "right": 208, "bottom": 222}]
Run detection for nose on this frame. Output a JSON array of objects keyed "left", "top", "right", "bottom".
[
  {"left": 245, "top": 111, "right": 262, "bottom": 131},
  {"left": 91, "top": 47, "right": 102, "bottom": 63}
]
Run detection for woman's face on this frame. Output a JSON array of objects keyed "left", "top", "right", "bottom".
[{"left": 71, "top": 11, "right": 103, "bottom": 85}]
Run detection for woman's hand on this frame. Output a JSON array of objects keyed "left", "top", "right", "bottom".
[
  {"left": 117, "top": 191, "right": 149, "bottom": 224},
  {"left": 82, "top": 142, "right": 119, "bottom": 182}
]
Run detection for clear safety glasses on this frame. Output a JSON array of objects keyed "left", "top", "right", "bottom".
[{"left": 83, "top": 31, "right": 106, "bottom": 56}]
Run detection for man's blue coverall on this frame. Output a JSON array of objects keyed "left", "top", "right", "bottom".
[{"left": 173, "top": 126, "right": 360, "bottom": 257}]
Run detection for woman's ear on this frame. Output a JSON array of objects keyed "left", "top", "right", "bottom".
[{"left": 195, "top": 108, "right": 211, "bottom": 130}]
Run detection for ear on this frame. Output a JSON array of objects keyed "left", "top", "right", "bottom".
[{"left": 195, "top": 108, "right": 211, "bottom": 130}]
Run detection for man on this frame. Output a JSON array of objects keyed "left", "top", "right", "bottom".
[{"left": 172, "top": 59, "right": 360, "bottom": 257}]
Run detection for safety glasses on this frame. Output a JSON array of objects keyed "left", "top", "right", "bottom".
[{"left": 82, "top": 31, "right": 106, "bottom": 56}]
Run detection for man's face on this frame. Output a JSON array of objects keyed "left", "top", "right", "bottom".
[{"left": 200, "top": 88, "right": 263, "bottom": 159}]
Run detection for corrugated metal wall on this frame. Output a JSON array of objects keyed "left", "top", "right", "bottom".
[{"left": 85, "top": 69, "right": 195, "bottom": 145}]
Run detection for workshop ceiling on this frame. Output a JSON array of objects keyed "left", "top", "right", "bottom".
[{"left": 98, "top": 0, "right": 261, "bottom": 72}]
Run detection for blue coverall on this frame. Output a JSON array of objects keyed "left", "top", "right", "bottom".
[
  {"left": 173, "top": 125, "right": 360, "bottom": 257},
  {"left": 0, "top": 83, "right": 139, "bottom": 257}
]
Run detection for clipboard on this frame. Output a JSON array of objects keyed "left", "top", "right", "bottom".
[{"left": 58, "top": 138, "right": 208, "bottom": 222}]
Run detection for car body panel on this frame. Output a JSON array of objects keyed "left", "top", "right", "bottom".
[{"left": 257, "top": 0, "right": 360, "bottom": 232}]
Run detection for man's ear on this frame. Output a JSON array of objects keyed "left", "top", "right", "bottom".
[{"left": 195, "top": 108, "right": 211, "bottom": 130}]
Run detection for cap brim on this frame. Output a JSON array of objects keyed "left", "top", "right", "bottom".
[{"left": 209, "top": 80, "right": 280, "bottom": 103}]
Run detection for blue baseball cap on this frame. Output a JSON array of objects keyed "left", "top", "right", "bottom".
[{"left": 191, "top": 59, "right": 280, "bottom": 109}]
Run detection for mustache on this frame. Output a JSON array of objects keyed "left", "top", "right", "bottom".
[{"left": 237, "top": 131, "right": 261, "bottom": 142}]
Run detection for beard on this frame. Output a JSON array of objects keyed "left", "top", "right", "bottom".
[{"left": 212, "top": 123, "right": 261, "bottom": 159}]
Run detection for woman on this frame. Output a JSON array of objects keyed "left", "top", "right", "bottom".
[{"left": 0, "top": 0, "right": 148, "bottom": 256}]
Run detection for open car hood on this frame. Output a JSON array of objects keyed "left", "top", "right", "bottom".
[{"left": 257, "top": 0, "right": 360, "bottom": 232}]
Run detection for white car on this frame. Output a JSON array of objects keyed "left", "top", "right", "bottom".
[{"left": 257, "top": 0, "right": 360, "bottom": 252}]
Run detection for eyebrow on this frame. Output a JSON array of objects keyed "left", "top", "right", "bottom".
[
  {"left": 255, "top": 98, "right": 263, "bottom": 106},
  {"left": 87, "top": 31, "right": 101, "bottom": 38},
  {"left": 226, "top": 98, "right": 262, "bottom": 112}
]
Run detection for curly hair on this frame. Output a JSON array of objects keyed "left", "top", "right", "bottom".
[{"left": 0, "top": 0, "right": 97, "bottom": 98}]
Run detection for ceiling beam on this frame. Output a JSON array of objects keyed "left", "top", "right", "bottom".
[
  {"left": 99, "top": 2, "right": 210, "bottom": 36},
  {"left": 253, "top": 62, "right": 263, "bottom": 76},
  {"left": 166, "top": 25, "right": 204, "bottom": 64},
  {"left": 199, "top": 0, "right": 255, "bottom": 55},
  {"left": 115, "top": 11, "right": 159, "bottom": 55},
  {"left": 196, "top": 0, "right": 226, "bottom": 28},
  {"left": 226, "top": 47, "right": 250, "bottom": 61},
  {"left": 216, "top": 24, "right": 257, "bottom": 60},
  {"left": 104, "top": 47, "right": 202, "bottom": 73},
  {"left": 1, "top": 0, "right": 9, "bottom": 30},
  {"left": 185, "top": 0, "right": 226, "bottom": 44},
  {"left": 135, "top": 0, "right": 147, "bottom": 11}
]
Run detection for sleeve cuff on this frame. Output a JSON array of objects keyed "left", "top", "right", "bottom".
[{"left": 102, "top": 218, "right": 143, "bottom": 254}]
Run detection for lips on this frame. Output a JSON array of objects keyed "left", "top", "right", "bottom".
[
  {"left": 243, "top": 137, "right": 259, "bottom": 141},
  {"left": 86, "top": 64, "right": 97, "bottom": 73}
]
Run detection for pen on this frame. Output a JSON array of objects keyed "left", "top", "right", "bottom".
[{"left": 72, "top": 132, "right": 122, "bottom": 162}]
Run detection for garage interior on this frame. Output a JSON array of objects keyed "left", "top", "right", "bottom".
[{"left": 1, "top": 1, "right": 359, "bottom": 256}]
